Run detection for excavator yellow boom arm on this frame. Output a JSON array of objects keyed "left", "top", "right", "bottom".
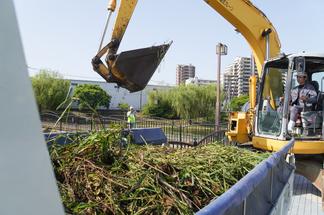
[
  {"left": 93, "top": 0, "right": 281, "bottom": 93},
  {"left": 204, "top": 0, "right": 281, "bottom": 74}
]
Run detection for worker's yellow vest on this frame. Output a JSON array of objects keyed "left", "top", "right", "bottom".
[{"left": 127, "top": 112, "right": 135, "bottom": 123}]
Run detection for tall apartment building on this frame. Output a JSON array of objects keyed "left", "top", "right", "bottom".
[
  {"left": 223, "top": 65, "right": 237, "bottom": 98},
  {"left": 223, "top": 57, "right": 257, "bottom": 98},
  {"left": 176, "top": 64, "right": 195, "bottom": 85}
]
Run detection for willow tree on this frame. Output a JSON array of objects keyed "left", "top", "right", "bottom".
[
  {"left": 169, "top": 84, "right": 217, "bottom": 119},
  {"left": 142, "top": 90, "right": 177, "bottom": 119},
  {"left": 143, "top": 84, "right": 223, "bottom": 119},
  {"left": 31, "top": 70, "right": 70, "bottom": 112}
]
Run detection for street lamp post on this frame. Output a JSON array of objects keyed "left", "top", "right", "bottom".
[
  {"left": 139, "top": 90, "right": 143, "bottom": 110},
  {"left": 215, "top": 43, "right": 228, "bottom": 131}
]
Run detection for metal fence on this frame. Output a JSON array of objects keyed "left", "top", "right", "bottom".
[
  {"left": 41, "top": 112, "right": 227, "bottom": 145},
  {"left": 41, "top": 112, "right": 124, "bottom": 132}
]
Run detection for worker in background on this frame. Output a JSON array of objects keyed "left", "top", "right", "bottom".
[
  {"left": 287, "top": 72, "right": 317, "bottom": 132},
  {"left": 127, "top": 106, "right": 136, "bottom": 129}
]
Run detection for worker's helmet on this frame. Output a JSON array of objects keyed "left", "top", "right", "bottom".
[
  {"left": 129, "top": 106, "right": 134, "bottom": 110},
  {"left": 296, "top": 71, "right": 307, "bottom": 78}
]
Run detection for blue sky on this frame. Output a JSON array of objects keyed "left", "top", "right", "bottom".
[{"left": 13, "top": 0, "right": 324, "bottom": 86}]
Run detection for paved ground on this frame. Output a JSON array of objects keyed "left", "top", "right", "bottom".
[{"left": 288, "top": 174, "right": 324, "bottom": 215}]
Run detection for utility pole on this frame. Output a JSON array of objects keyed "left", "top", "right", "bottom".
[{"left": 215, "top": 43, "right": 228, "bottom": 131}]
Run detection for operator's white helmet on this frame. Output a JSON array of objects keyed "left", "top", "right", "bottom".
[{"left": 296, "top": 71, "right": 307, "bottom": 78}]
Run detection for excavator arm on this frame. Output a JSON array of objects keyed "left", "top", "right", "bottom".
[
  {"left": 92, "top": 0, "right": 171, "bottom": 92},
  {"left": 93, "top": 0, "right": 137, "bottom": 62}
]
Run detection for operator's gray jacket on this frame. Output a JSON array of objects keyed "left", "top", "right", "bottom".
[{"left": 290, "top": 83, "right": 317, "bottom": 107}]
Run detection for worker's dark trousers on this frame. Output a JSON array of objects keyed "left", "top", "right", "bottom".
[{"left": 128, "top": 122, "right": 135, "bottom": 129}]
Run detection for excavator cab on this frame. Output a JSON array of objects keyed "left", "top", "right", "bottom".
[
  {"left": 289, "top": 56, "right": 324, "bottom": 138},
  {"left": 255, "top": 54, "right": 324, "bottom": 141}
]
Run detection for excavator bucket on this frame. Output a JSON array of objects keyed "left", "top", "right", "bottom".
[{"left": 94, "top": 43, "right": 171, "bottom": 92}]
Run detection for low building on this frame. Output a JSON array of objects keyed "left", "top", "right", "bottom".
[
  {"left": 185, "top": 77, "right": 216, "bottom": 85},
  {"left": 69, "top": 79, "right": 172, "bottom": 110}
]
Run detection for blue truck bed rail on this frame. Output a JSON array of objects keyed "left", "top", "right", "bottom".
[{"left": 197, "top": 139, "right": 295, "bottom": 215}]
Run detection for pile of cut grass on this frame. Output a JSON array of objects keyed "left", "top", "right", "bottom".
[{"left": 50, "top": 128, "right": 269, "bottom": 214}]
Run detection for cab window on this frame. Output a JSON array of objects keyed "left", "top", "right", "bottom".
[
  {"left": 312, "top": 71, "right": 324, "bottom": 93},
  {"left": 257, "top": 60, "right": 288, "bottom": 136}
]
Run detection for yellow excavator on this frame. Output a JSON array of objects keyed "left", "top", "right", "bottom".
[{"left": 93, "top": 0, "right": 324, "bottom": 204}]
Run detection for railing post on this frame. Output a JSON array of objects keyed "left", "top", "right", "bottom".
[
  {"left": 74, "top": 117, "right": 77, "bottom": 131},
  {"left": 216, "top": 131, "right": 218, "bottom": 142},
  {"left": 193, "top": 137, "right": 197, "bottom": 146},
  {"left": 179, "top": 122, "right": 182, "bottom": 143},
  {"left": 243, "top": 199, "right": 247, "bottom": 215},
  {"left": 270, "top": 168, "right": 273, "bottom": 203},
  {"left": 171, "top": 121, "right": 174, "bottom": 141}
]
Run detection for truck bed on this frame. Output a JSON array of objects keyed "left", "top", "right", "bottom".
[{"left": 288, "top": 174, "right": 324, "bottom": 215}]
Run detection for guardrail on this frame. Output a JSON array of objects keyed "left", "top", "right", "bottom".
[
  {"left": 168, "top": 130, "right": 227, "bottom": 148},
  {"left": 197, "top": 139, "right": 295, "bottom": 215}
]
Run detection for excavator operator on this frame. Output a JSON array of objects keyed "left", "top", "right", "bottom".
[{"left": 288, "top": 71, "right": 317, "bottom": 132}]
